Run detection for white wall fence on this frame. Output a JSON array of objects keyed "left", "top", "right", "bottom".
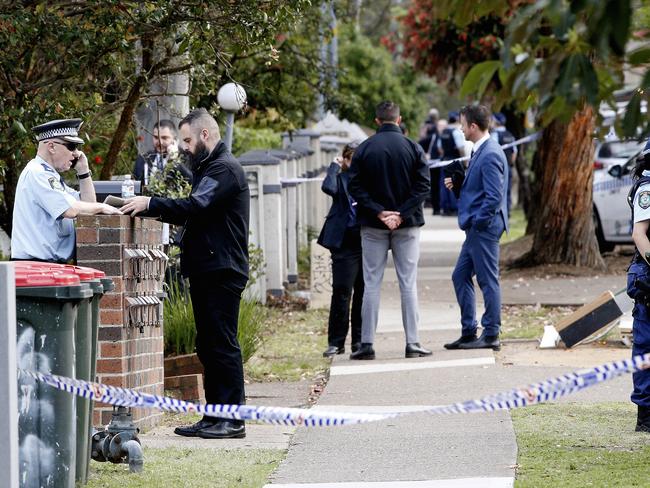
[{"left": 240, "top": 127, "right": 358, "bottom": 300}]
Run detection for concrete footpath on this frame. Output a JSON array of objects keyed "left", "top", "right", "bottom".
[
  {"left": 140, "top": 214, "right": 632, "bottom": 487},
  {"left": 264, "top": 214, "right": 631, "bottom": 488}
]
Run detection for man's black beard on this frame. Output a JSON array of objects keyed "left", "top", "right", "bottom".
[{"left": 187, "top": 140, "right": 210, "bottom": 170}]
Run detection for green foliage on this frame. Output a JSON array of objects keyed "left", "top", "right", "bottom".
[
  {"left": 231, "top": 127, "right": 282, "bottom": 157},
  {"left": 335, "top": 26, "right": 437, "bottom": 132},
  {"left": 163, "top": 278, "right": 195, "bottom": 357},
  {"left": 145, "top": 154, "right": 192, "bottom": 199}
]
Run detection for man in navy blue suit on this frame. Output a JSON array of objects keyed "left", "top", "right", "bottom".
[{"left": 443, "top": 104, "right": 508, "bottom": 350}]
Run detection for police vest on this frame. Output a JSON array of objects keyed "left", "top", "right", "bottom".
[{"left": 440, "top": 128, "right": 461, "bottom": 160}]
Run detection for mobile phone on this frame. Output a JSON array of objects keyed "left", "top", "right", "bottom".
[{"left": 71, "top": 157, "right": 79, "bottom": 168}]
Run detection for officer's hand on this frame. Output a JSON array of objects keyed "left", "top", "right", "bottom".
[
  {"left": 73, "top": 150, "right": 90, "bottom": 174},
  {"left": 444, "top": 177, "right": 453, "bottom": 189},
  {"left": 99, "top": 203, "right": 123, "bottom": 215},
  {"left": 120, "top": 196, "right": 151, "bottom": 216}
]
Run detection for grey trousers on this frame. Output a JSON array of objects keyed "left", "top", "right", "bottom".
[{"left": 360, "top": 226, "right": 421, "bottom": 344}]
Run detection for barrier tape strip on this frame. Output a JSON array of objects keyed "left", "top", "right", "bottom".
[
  {"left": 279, "top": 132, "right": 542, "bottom": 184},
  {"left": 18, "top": 351, "right": 650, "bottom": 426},
  {"left": 427, "top": 132, "right": 541, "bottom": 169}
]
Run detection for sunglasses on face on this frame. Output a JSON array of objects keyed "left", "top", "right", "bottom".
[{"left": 51, "top": 141, "right": 80, "bottom": 152}]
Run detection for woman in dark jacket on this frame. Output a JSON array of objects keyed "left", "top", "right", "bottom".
[{"left": 317, "top": 142, "right": 364, "bottom": 357}]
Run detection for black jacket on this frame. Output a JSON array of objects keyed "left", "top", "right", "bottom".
[
  {"left": 317, "top": 162, "right": 358, "bottom": 250},
  {"left": 147, "top": 141, "right": 249, "bottom": 279},
  {"left": 348, "top": 124, "right": 430, "bottom": 229}
]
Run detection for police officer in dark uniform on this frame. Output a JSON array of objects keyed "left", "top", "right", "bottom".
[
  {"left": 626, "top": 138, "right": 650, "bottom": 432},
  {"left": 491, "top": 113, "right": 516, "bottom": 217},
  {"left": 121, "top": 108, "right": 249, "bottom": 439},
  {"left": 418, "top": 110, "right": 441, "bottom": 215},
  {"left": 437, "top": 112, "right": 466, "bottom": 215}
]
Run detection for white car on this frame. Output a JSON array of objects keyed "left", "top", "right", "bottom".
[
  {"left": 592, "top": 152, "right": 640, "bottom": 252},
  {"left": 593, "top": 139, "right": 645, "bottom": 170}
]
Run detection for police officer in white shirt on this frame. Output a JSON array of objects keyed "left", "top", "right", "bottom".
[{"left": 11, "top": 118, "right": 121, "bottom": 263}]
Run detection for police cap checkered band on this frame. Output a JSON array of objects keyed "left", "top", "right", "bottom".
[{"left": 32, "top": 118, "right": 84, "bottom": 144}]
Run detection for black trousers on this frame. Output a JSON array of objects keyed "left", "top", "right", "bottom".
[
  {"left": 328, "top": 228, "right": 364, "bottom": 348},
  {"left": 189, "top": 270, "right": 247, "bottom": 407},
  {"left": 429, "top": 167, "right": 441, "bottom": 213}
]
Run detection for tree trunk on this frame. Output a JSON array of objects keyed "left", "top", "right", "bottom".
[{"left": 526, "top": 105, "right": 605, "bottom": 269}]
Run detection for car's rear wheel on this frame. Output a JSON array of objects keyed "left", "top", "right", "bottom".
[{"left": 593, "top": 208, "right": 615, "bottom": 253}]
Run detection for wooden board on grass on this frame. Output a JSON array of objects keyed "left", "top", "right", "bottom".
[{"left": 556, "top": 291, "right": 622, "bottom": 348}]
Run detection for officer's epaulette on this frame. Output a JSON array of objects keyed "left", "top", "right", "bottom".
[{"left": 40, "top": 163, "right": 56, "bottom": 173}]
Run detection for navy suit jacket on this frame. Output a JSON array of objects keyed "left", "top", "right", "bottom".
[
  {"left": 317, "top": 162, "right": 357, "bottom": 250},
  {"left": 458, "top": 137, "right": 509, "bottom": 235}
]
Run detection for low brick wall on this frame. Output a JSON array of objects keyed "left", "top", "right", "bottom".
[{"left": 76, "top": 215, "right": 165, "bottom": 430}]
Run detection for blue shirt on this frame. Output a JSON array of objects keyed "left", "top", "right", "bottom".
[{"left": 11, "top": 156, "right": 80, "bottom": 261}]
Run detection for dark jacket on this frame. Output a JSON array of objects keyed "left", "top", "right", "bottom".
[
  {"left": 146, "top": 141, "right": 249, "bottom": 279},
  {"left": 348, "top": 124, "right": 430, "bottom": 229},
  {"left": 133, "top": 151, "right": 192, "bottom": 187},
  {"left": 317, "top": 162, "right": 358, "bottom": 250}
]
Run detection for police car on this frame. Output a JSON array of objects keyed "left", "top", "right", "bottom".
[{"left": 592, "top": 151, "right": 640, "bottom": 252}]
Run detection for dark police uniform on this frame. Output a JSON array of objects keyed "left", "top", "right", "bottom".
[
  {"left": 438, "top": 125, "right": 464, "bottom": 214},
  {"left": 627, "top": 140, "right": 650, "bottom": 431}
]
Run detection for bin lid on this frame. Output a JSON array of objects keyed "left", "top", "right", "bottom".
[
  {"left": 13, "top": 261, "right": 103, "bottom": 282},
  {"left": 15, "top": 271, "right": 81, "bottom": 287}
]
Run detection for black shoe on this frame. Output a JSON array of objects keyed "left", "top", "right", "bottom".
[
  {"left": 350, "top": 343, "right": 375, "bottom": 360},
  {"left": 444, "top": 334, "right": 478, "bottom": 350},
  {"left": 636, "top": 405, "right": 650, "bottom": 432},
  {"left": 197, "top": 420, "right": 246, "bottom": 439},
  {"left": 405, "top": 343, "right": 432, "bottom": 358},
  {"left": 457, "top": 333, "right": 500, "bottom": 351},
  {"left": 323, "top": 345, "right": 344, "bottom": 357},
  {"left": 351, "top": 342, "right": 361, "bottom": 353},
  {"left": 174, "top": 418, "right": 217, "bottom": 437}
]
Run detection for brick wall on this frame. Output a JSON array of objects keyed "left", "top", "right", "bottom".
[{"left": 76, "top": 215, "right": 165, "bottom": 431}]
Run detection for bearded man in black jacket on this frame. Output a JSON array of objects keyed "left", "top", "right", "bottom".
[{"left": 121, "top": 108, "right": 250, "bottom": 439}]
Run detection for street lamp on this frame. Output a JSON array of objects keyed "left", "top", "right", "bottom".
[{"left": 217, "top": 82, "right": 247, "bottom": 152}]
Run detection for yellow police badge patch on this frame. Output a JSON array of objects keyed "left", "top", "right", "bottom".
[{"left": 48, "top": 176, "right": 64, "bottom": 191}]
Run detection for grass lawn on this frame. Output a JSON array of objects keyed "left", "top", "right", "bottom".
[
  {"left": 501, "top": 304, "right": 578, "bottom": 339},
  {"left": 245, "top": 307, "right": 329, "bottom": 382},
  {"left": 85, "top": 447, "right": 284, "bottom": 488},
  {"left": 501, "top": 207, "right": 526, "bottom": 244},
  {"left": 512, "top": 403, "right": 650, "bottom": 487}
]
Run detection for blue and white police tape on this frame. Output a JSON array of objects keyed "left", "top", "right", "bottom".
[
  {"left": 427, "top": 132, "right": 542, "bottom": 169},
  {"left": 18, "top": 351, "right": 650, "bottom": 426}
]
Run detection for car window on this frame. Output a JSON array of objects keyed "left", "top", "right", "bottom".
[{"left": 598, "top": 140, "right": 645, "bottom": 159}]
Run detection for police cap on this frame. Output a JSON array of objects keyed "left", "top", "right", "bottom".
[{"left": 32, "top": 118, "right": 84, "bottom": 144}]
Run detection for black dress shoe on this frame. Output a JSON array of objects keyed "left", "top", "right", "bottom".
[
  {"left": 349, "top": 343, "right": 375, "bottom": 360},
  {"left": 197, "top": 420, "right": 246, "bottom": 439},
  {"left": 351, "top": 342, "right": 361, "bottom": 353},
  {"left": 323, "top": 345, "right": 344, "bottom": 357},
  {"left": 405, "top": 343, "right": 432, "bottom": 358},
  {"left": 457, "top": 333, "right": 500, "bottom": 351},
  {"left": 636, "top": 405, "right": 650, "bottom": 432},
  {"left": 444, "top": 334, "right": 478, "bottom": 350},
  {"left": 174, "top": 417, "right": 217, "bottom": 437}
]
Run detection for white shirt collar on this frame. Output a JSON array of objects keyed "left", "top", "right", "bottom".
[
  {"left": 643, "top": 170, "right": 650, "bottom": 177},
  {"left": 472, "top": 133, "right": 490, "bottom": 154}
]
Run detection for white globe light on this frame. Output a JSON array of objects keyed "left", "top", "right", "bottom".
[{"left": 217, "top": 83, "right": 247, "bottom": 112}]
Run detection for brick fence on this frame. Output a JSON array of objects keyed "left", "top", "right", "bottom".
[{"left": 76, "top": 215, "right": 164, "bottom": 430}]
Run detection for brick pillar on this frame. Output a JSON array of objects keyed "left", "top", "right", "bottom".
[{"left": 76, "top": 215, "right": 165, "bottom": 430}]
